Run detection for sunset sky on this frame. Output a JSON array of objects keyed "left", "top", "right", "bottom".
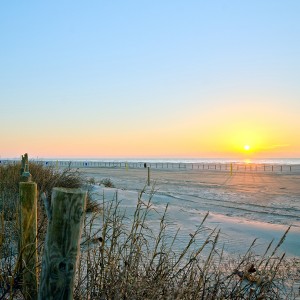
[{"left": 1, "top": 1, "right": 299, "bottom": 159}]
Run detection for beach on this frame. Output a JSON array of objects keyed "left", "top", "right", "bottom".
[{"left": 80, "top": 165, "right": 300, "bottom": 258}]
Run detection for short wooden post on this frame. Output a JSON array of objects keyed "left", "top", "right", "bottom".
[
  {"left": 147, "top": 167, "right": 150, "bottom": 186},
  {"left": 39, "top": 188, "right": 87, "bottom": 300},
  {"left": 230, "top": 163, "right": 233, "bottom": 176},
  {"left": 19, "top": 181, "right": 38, "bottom": 299},
  {"left": 20, "top": 153, "right": 32, "bottom": 182}
]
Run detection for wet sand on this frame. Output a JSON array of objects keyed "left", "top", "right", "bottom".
[{"left": 80, "top": 167, "right": 300, "bottom": 257}]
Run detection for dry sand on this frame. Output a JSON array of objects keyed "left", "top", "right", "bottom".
[{"left": 80, "top": 166, "right": 300, "bottom": 257}]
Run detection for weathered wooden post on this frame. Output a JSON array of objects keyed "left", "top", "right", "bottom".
[
  {"left": 38, "top": 188, "right": 87, "bottom": 300},
  {"left": 20, "top": 153, "right": 32, "bottom": 182},
  {"left": 230, "top": 163, "right": 233, "bottom": 176},
  {"left": 19, "top": 153, "right": 38, "bottom": 299}
]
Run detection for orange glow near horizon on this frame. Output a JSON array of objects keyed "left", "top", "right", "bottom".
[{"left": 1, "top": 101, "right": 299, "bottom": 159}]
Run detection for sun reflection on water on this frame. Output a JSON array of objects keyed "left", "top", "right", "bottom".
[{"left": 244, "top": 159, "right": 251, "bottom": 164}]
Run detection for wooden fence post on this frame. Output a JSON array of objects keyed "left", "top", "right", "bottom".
[
  {"left": 19, "top": 181, "right": 38, "bottom": 299},
  {"left": 147, "top": 167, "right": 150, "bottom": 186},
  {"left": 19, "top": 153, "right": 38, "bottom": 299},
  {"left": 38, "top": 188, "right": 87, "bottom": 300},
  {"left": 20, "top": 153, "right": 32, "bottom": 182}
]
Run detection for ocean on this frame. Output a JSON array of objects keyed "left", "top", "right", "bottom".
[{"left": 2, "top": 157, "right": 300, "bottom": 164}]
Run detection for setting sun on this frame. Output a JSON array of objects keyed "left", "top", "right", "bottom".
[{"left": 244, "top": 145, "right": 250, "bottom": 151}]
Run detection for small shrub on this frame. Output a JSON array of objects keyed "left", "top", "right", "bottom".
[{"left": 99, "top": 178, "right": 115, "bottom": 188}]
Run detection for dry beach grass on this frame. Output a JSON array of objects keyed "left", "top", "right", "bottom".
[{"left": 0, "top": 162, "right": 300, "bottom": 299}]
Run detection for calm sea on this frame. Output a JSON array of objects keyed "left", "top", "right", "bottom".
[{"left": 44, "top": 157, "right": 300, "bottom": 165}]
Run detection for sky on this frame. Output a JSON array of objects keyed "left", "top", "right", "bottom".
[{"left": 1, "top": 1, "right": 299, "bottom": 159}]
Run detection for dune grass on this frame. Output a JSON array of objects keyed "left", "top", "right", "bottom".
[
  {"left": 74, "top": 189, "right": 299, "bottom": 299},
  {"left": 0, "top": 162, "right": 299, "bottom": 299}
]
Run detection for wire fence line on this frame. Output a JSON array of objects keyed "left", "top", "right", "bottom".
[{"left": 1, "top": 159, "right": 299, "bottom": 173}]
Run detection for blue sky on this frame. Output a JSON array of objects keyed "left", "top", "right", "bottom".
[{"left": 1, "top": 1, "right": 300, "bottom": 158}]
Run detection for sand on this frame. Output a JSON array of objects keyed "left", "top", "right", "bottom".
[{"left": 80, "top": 166, "right": 300, "bottom": 257}]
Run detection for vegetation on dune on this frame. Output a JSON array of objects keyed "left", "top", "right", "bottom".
[
  {"left": 0, "top": 163, "right": 299, "bottom": 299},
  {"left": 0, "top": 162, "right": 98, "bottom": 216},
  {"left": 75, "top": 190, "right": 299, "bottom": 299}
]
